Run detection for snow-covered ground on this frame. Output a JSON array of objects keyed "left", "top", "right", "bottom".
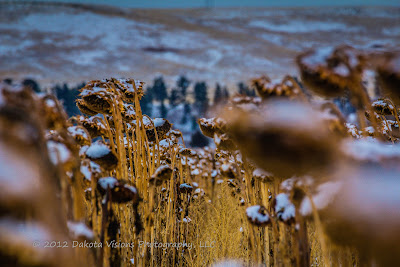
[{"left": 0, "top": 3, "right": 399, "bottom": 89}]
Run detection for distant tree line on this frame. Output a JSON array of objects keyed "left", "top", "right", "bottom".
[
  {"left": 2, "top": 76, "right": 258, "bottom": 147},
  {"left": 142, "top": 75, "right": 240, "bottom": 118}
]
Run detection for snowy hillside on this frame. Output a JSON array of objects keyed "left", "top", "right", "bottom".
[{"left": 0, "top": 2, "right": 399, "bottom": 88}]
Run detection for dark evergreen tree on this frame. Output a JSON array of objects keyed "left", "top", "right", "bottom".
[
  {"left": 213, "top": 83, "right": 223, "bottom": 105},
  {"left": 237, "top": 82, "right": 256, "bottom": 96},
  {"left": 223, "top": 87, "right": 230, "bottom": 100},
  {"left": 22, "top": 78, "right": 40, "bottom": 92},
  {"left": 238, "top": 82, "right": 246, "bottom": 95},
  {"left": 181, "top": 102, "right": 191, "bottom": 124},
  {"left": 53, "top": 82, "right": 82, "bottom": 116},
  {"left": 176, "top": 75, "right": 190, "bottom": 101},
  {"left": 194, "top": 81, "right": 209, "bottom": 115},
  {"left": 160, "top": 101, "right": 168, "bottom": 118},
  {"left": 151, "top": 76, "right": 168, "bottom": 117},
  {"left": 140, "top": 87, "right": 154, "bottom": 116},
  {"left": 191, "top": 116, "right": 198, "bottom": 131},
  {"left": 3, "top": 78, "right": 12, "bottom": 85},
  {"left": 169, "top": 88, "right": 181, "bottom": 107},
  {"left": 152, "top": 77, "right": 168, "bottom": 103}
]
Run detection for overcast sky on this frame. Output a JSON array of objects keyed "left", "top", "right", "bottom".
[{"left": 31, "top": 0, "right": 400, "bottom": 8}]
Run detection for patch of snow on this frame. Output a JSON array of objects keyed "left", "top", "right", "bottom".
[
  {"left": 68, "top": 126, "right": 88, "bottom": 139},
  {"left": 302, "top": 46, "right": 334, "bottom": 67},
  {"left": 79, "top": 145, "right": 89, "bottom": 157},
  {"left": 249, "top": 20, "right": 362, "bottom": 33},
  {"left": 246, "top": 205, "right": 270, "bottom": 224},
  {"left": 333, "top": 63, "right": 350, "bottom": 76},
  {"left": 67, "top": 221, "right": 94, "bottom": 240},
  {"left": 300, "top": 181, "right": 343, "bottom": 216},
  {"left": 382, "top": 27, "right": 400, "bottom": 36},
  {"left": 47, "top": 141, "right": 71, "bottom": 165},
  {"left": 191, "top": 169, "right": 200, "bottom": 175},
  {"left": 212, "top": 259, "right": 244, "bottom": 267},
  {"left": 153, "top": 118, "right": 167, "bottom": 127},
  {"left": 182, "top": 217, "right": 191, "bottom": 223},
  {"left": 220, "top": 163, "right": 230, "bottom": 172},
  {"left": 80, "top": 164, "right": 92, "bottom": 181},
  {"left": 180, "top": 183, "right": 193, "bottom": 190},
  {"left": 98, "top": 177, "right": 118, "bottom": 190},
  {"left": 275, "top": 193, "right": 295, "bottom": 221},
  {"left": 253, "top": 168, "right": 272, "bottom": 178},
  {"left": 86, "top": 142, "right": 111, "bottom": 158},
  {"left": 342, "top": 137, "right": 400, "bottom": 162}
]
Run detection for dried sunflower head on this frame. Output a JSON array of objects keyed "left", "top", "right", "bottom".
[
  {"left": 214, "top": 132, "right": 236, "bottom": 151},
  {"left": 324, "top": 166, "right": 400, "bottom": 266},
  {"left": 345, "top": 123, "right": 361, "bottom": 139},
  {"left": 230, "top": 95, "right": 259, "bottom": 105},
  {"left": 97, "top": 177, "right": 139, "bottom": 204},
  {"left": 253, "top": 168, "right": 273, "bottom": 183},
  {"left": 179, "top": 183, "right": 193, "bottom": 194},
  {"left": 198, "top": 117, "right": 217, "bottom": 138},
  {"left": 298, "top": 180, "right": 341, "bottom": 219},
  {"left": 75, "top": 115, "right": 107, "bottom": 139},
  {"left": 67, "top": 126, "right": 90, "bottom": 146},
  {"left": 40, "top": 95, "right": 67, "bottom": 130},
  {"left": 1, "top": 82, "right": 37, "bottom": 111},
  {"left": 0, "top": 119, "right": 51, "bottom": 219},
  {"left": 219, "top": 162, "right": 238, "bottom": 179},
  {"left": 148, "top": 176, "right": 164, "bottom": 186},
  {"left": 46, "top": 137, "right": 78, "bottom": 173},
  {"left": 224, "top": 100, "right": 339, "bottom": 177},
  {"left": 76, "top": 99, "right": 98, "bottom": 116},
  {"left": 273, "top": 193, "right": 296, "bottom": 224},
  {"left": 122, "top": 103, "right": 137, "bottom": 122},
  {"left": 167, "top": 129, "right": 182, "bottom": 140},
  {"left": 80, "top": 159, "right": 102, "bottom": 187},
  {"left": 297, "top": 45, "right": 365, "bottom": 98},
  {"left": 371, "top": 98, "right": 396, "bottom": 116},
  {"left": 198, "top": 117, "right": 226, "bottom": 138},
  {"left": 0, "top": 105, "right": 42, "bottom": 150},
  {"left": 382, "top": 119, "right": 400, "bottom": 140},
  {"left": 362, "top": 126, "right": 375, "bottom": 137},
  {"left": 146, "top": 118, "right": 172, "bottom": 142},
  {"left": 85, "top": 141, "right": 118, "bottom": 171},
  {"left": 108, "top": 78, "right": 144, "bottom": 103},
  {"left": 364, "top": 110, "right": 382, "bottom": 124},
  {"left": 151, "top": 164, "right": 173, "bottom": 181},
  {"left": 246, "top": 205, "right": 270, "bottom": 226},
  {"left": 79, "top": 80, "right": 113, "bottom": 114},
  {"left": 179, "top": 147, "right": 197, "bottom": 157},
  {"left": 376, "top": 52, "right": 400, "bottom": 105},
  {"left": 319, "top": 102, "right": 348, "bottom": 136},
  {"left": 252, "top": 75, "right": 302, "bottom": 100}
]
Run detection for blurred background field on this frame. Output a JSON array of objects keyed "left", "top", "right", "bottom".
[{"left": 1, "top": 2, "right": 399, "bottom": 88}]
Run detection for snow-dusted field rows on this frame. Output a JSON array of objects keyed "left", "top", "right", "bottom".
[{"left": 0, "top": 3, "right": 399, "bottom": 87}]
